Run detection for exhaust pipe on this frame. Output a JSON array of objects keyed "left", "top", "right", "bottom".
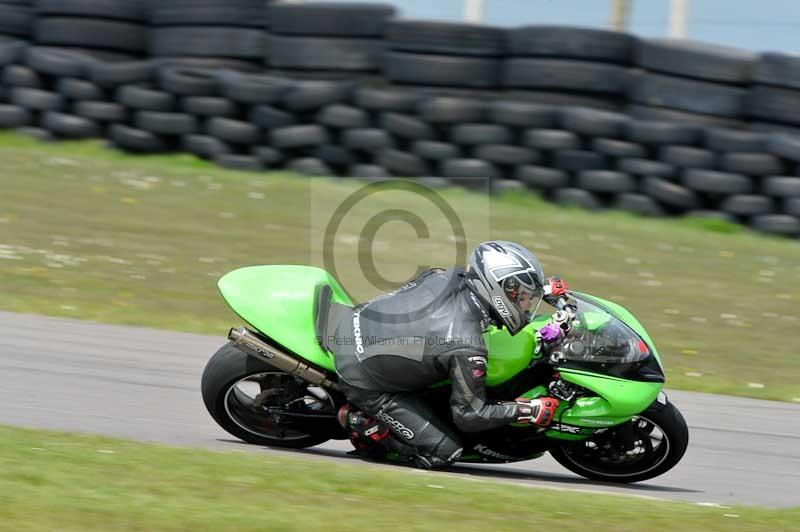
[{"left": 228, "top": 327, "right": 340, "bottom": 391}]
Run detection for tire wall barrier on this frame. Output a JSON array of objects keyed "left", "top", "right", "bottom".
[{"left": 1, "top": 1, "right": 800, "bottom": 238}]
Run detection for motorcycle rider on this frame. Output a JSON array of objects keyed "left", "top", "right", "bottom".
[{"left": 325, "top": 241, "right": 567, "bottom": 469}]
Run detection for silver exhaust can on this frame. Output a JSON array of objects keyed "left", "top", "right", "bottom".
[{"left": 228, "top": 326, "right": 340, "bottom": 391}]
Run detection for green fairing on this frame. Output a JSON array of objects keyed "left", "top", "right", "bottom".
[
  {"left": 512, "top": 375, "right": 660, "bottom": 439},
  {"left": 482, "top": 309, "right": 620, "bottom": 387},
  {"left": 481, "top": 314, "right": 550, "bottom": 386},
  {"left": 557, "top": 370, "right": 661, "bottom": 419},
  {"left": 541, "top": 378, "right": 662, "bottom": 440},
  {"left": 217, "top": 265, "right": 352, "bottom": 372},
  {"left": 485, "top": 295, "right": 663, "bottom": 434},
  {"left": 485, "top": 292, "right": 662, "bottom": 382}
]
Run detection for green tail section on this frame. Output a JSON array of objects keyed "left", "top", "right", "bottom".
[{"left": 218, "top": 265, "right": 352, "bottom": 372}]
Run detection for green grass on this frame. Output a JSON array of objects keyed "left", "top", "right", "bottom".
[
  {"left": 0, "top": 424, "right": 796, "bottom": 532},
  {"left": 0, "top": 131, "right": 799, "bottom": 401}
]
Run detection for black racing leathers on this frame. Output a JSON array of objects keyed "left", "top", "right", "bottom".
[{"left": 327, "top": 268, "right": 521, "bottom": 442}]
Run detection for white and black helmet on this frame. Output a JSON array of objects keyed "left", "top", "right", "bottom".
[{"left": 465, "top": 241, "right": 545, "bottom": 335}]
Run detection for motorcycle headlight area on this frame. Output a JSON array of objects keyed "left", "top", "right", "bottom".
[{"left": 556, "top": 301, "right": 651, "bottom": 365}]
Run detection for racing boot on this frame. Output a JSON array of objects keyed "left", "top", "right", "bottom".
[
  {"left": 514, "top": 397, "right": 559, "bottom": 427},
  {"left": 337, "top": 404, "right": 391, "bottom": 459}
]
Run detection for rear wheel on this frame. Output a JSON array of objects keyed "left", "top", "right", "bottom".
[
  {"left": 201, "top": 343, "right": 339, "bottom": 448},
  {"left": 550, "top": 399, "right": 689, "bottom": 483}
]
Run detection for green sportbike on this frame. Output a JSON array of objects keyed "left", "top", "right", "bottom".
[{"left": 202, "top": 265, "right": 689, "bottom": 483}]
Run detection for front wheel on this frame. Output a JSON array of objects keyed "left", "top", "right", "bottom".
[
  {"left": 549, "top": 399, "right": 689, "bottom": 484},
  {"left": 201, "top": 343, "right": 340, "bottom": 449}
]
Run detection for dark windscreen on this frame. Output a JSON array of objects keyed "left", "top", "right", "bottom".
[{"left": 549, "top": 296, "right": 663, "bottom": 382}]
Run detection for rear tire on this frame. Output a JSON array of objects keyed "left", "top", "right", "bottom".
[
  {"left": 550, "top": 399, "right": 689, "bottom": 484},
  {"left": 201, "top": 343, "right": 334, "bottom": 449}
]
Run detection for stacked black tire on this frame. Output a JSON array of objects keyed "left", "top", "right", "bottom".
[
  {"left": 268, "top": 2, "right": 394, "bottom": 79},
  {"left": 3, "top": 47, "right": 135, "bottom": 138},
  {"left": 0, "top": 0, "right": 33, "bottom": 41},
  {"left": 749, "top": 52, "right": 800, "bottom": 135},
  {"left": 0, "top": 39, "right": 31, "bottom": 128},
  {"left": 337, "top": 86, "right": 413, "bottom": 180},
  {"left": 761, "top": 135, "right": 800, "bottom": 235},
  {"left": 147, "top": 0, "right": 270, "bottom": 71},
  {"left": 33, "top": 0, "right": 147, "bottom": 60},
  {"left": 520, "top": 107, "right": 631, "bottom": 209},
  {"left": 2, "top": 2, "right": 800, "bottom": 238},
  {"left": 0, "top": 0, "right": 148, "bottom": 137},
  {"left": 628, "top": 39, "right": 754, "bottom": 129},
  {"left": 502, "top": 26, "right": 633, "bottom": 110},
  {"left": 109, "top": 65, "right": 361, "bottom": 174},
  {"left": 16, "top": 49, "right": 103, "bottom": 139},
  {"left": 111, "top": 66, "right": 205, "bottom": 153},
  {"left": 1, "top": 0, "right": 32, "bottom": 116},
  {"left": 383, "top": 19, "right": 506, "bottom": 90},
  {"left": 210, "top": 74, "right": 353, "bottom": 174}
]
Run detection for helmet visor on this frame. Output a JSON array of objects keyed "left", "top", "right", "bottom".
[
  {"left": 503, "top": 278, "right": 544, "bottom": 324},
  {"left": 517, "top": 285, "right": 544, "bottom": 323}
]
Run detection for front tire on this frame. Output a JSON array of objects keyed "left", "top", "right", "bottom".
[
  {"left": 550, "top": 399, "right": 689, "bottom": 483},
  {"left": 201, "top": 343, "right": 336, "bottom": 449}
]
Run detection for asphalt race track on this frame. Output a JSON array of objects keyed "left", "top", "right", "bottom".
[{"left": 1, "top": 310, "right": 798, "bottom": 508}]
